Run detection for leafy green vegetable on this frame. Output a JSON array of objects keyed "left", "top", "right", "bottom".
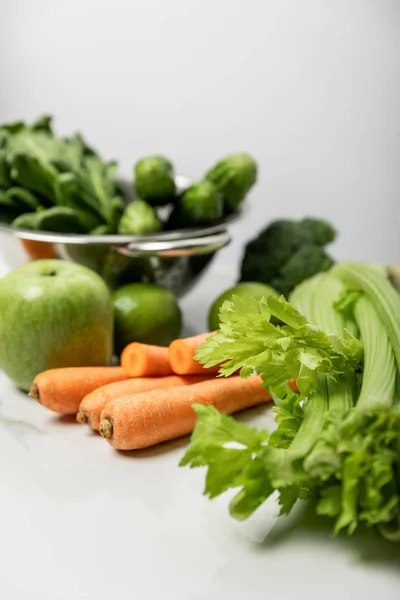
[
  {"left": 118, "top": 200, "right": 162, "bottom": 235},
  {"left": 10, "top": 152, "right": 57, "bottom": 202},
  {"left": 0, "top": 115, "right": 121, "bottom": 233},
  {"left": 134, "top": 156, "right": 176, "bottom": 206},
  {"left": 79, "top": 156, "right": 119, "bottom": 221},
  {"left": 205, "top": 153, "right": 257, "bottom": 212},
  {"left": 5, "top": 187, "right": 41, "bottom": 211},
  {"left": 90, "top": 224, "right": 114, "bottom": 235},
  {"left": 178, "top": 181, "right": 223, "bottom": 226},
  {"left": 1, "top": 116, "right": 256, "bottom": 235},
  {"left": 184, "top": 275, "right": 361, "bottom": 518},
  {"left": 0, "top": 187, "right": 40, "bottom": 221},
  {"left": 0, "top": 147, "right": 12, "bottom": 189},
  {"left": 240, "top": 218, "right": 336, "bottom": 296},
  {"left": 12, "top": 206, "right": 101, "bottom": 233},
  {"left": 11, "top": 211, "right": 41, "bottom": 230},
  {"left": 181, "top": 263, "right": 400, "bottom": 541},
  {"left": 196, "top": 292, "right": 362, "bottom": 396}
]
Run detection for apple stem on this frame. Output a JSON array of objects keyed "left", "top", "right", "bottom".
[
  {"left": 76, "top": 412, "right": 88, "bottom": 424},
  {"left": 99, "top": 419, "right": 113, "bottom": 439}
]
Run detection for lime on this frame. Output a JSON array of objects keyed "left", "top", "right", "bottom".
[
  {"left": 112, "top": 283, "right": 182, "bottom": 355},
  {"left": 208, "top": 281, "right": 279, "bottom": 331}
]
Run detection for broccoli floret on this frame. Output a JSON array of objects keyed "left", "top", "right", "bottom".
[
  {"left": 239, "top": 218, "right": 336, "bottom": 296},
  {"left": 296, "top": 218, "right": 336, "bottom": 246}
]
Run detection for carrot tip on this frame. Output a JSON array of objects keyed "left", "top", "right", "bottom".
[
  {"left": 99, "top": 419, "right": 113, "bottom": 439},
  {"left": 76, "top": 411, "right": 88, "bottom": 424},
  {"left": 29, "top": 383, "right": 40, "bottom": 403}
]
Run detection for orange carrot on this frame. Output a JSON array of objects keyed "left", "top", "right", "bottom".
[
  {"left": 121, "top": 343, "right": 173, "bottom": 377},
  {"left": 30, "top": 367, "right": 130, "bottom": 415},
  {"left": 168, "top": 331, "right": 220, "bottom": 375},
  {"left": 77, "top": 374, "right": 211, "bottom": 430},
  {"left": 99, "top": 374, "right": 271, "bottom": 450},
  {"left": 289, "top": 378, "right": 299, "bottom": 394}
]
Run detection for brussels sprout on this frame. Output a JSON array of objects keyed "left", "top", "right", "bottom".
[
  {"left": 205, "top": 153, "right": 257, "bottom": 212},
  {"left": 179, "top": 181, "right": 223, "bottom": 226},
  {"left": 118, "top": 200, "right": 162, "bottom": 235},
  {"left": 134, "top": 156, "right": 176, "bottom": 206}
]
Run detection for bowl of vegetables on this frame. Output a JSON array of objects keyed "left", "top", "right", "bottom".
[{"left": 0, "top": 116, "right": 257, "bottom": 295}]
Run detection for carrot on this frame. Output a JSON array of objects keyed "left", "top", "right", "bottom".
[
  {"left": 30, "top": 367, "right": 130, "bottom": 415},
  {"left": 168, "top": 331, "right": 220, "bottom": 375},
  {"left": 289, "top": 378, "right": 299, "bottom": 394},
  {"left": 99, "top": 374, "right": 271, "bottom": 450},
  {"left": 77, "top": 374, "right": 211, "bottom": 430},
  {"left": 121, "top": 343, "right": 173, "bottom": 377}
]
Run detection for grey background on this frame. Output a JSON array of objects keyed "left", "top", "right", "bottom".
[{"left": 1, "top": 0, "right": 399, "bottom": 270}]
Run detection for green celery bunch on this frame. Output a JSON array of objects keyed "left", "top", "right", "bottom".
[
  {"left": 307, "top": 263, "right": 400, "bottom": 539},
  {"left": 181, "top": 274, "right": 362, "bottom": 519},
  {"left": 180, "top": 263, "right": 400, "bottom": 540}
]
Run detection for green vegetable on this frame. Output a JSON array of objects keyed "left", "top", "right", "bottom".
[
  {"left": 12, "top": 206, "right": 101, "bottom": 233},
  {"left": 205, "top": 153, "right": 257, "bottom": 212},
  {"left": 118, "top": 200, "right": 162, "bottom": 235},
  {"left": 179, "top": 181, "right": 223, "bottom": 226},
  {"left": 10, "top": 152, "right": 57, "bottom": 202},
  {"left": 90, "top": 224, "right": 114, "bottom": 235},
  {"left": 134, "top": 156, "right": 176, "bottom": 206},
  {"left": 0, "top": 187, "right": 42, "bottom": 224},
  {"left": 333, "top": 262, "right": 400, "bottom": 370},
  {"left": 303, "top": 283, "right": 399, "bottom": 536},
  {"left": 11, "top": 211, "right": 41, "bottom": 230},
  {"left": 0, "top": 187, "right": 41, "bottom": 212},
  {"left": 108, "top": 196, "right": 125, "bottom": 233},
  {"left": 240, "top": 218, "right": 336, "bottom": 296},
  {"left": 182, "top": 276, "right": 359, "bottom": 518},
  {"left": 0, "top": 145, "right": 12, "bottom": 189},
  {"left": 181, "top": 263, "right": 400, "bottom": 540},
  {"left": 0, "top": 115, "right": 121, "bottom": 233},
  {"left": 208, "top": 282, "right": 279, "bottom": 331}
]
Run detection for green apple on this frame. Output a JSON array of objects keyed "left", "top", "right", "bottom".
[{"left": 0, "top": 259, "right": 113, "bottom": 391}]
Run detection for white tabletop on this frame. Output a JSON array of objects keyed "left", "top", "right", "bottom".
[{"left": 1, "top": 236, "right": 400, "bottom": 600}]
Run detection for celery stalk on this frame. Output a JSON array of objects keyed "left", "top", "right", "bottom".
[
  {"left": 354, "top": 296, "right": 396, "bottom": 409},
  {"left": 333, "top": 262, "right": 400, "bottom": 370}
]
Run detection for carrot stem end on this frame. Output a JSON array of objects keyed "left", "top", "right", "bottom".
[
  {"left": 76, "top": 411, "right": 88, "bottom": 424},
  {"left": 29, "top": 383, "right": 40, "bottom": 402},
  {"left": 100, "top": 419, "right": 113, "bottom": 439}
]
